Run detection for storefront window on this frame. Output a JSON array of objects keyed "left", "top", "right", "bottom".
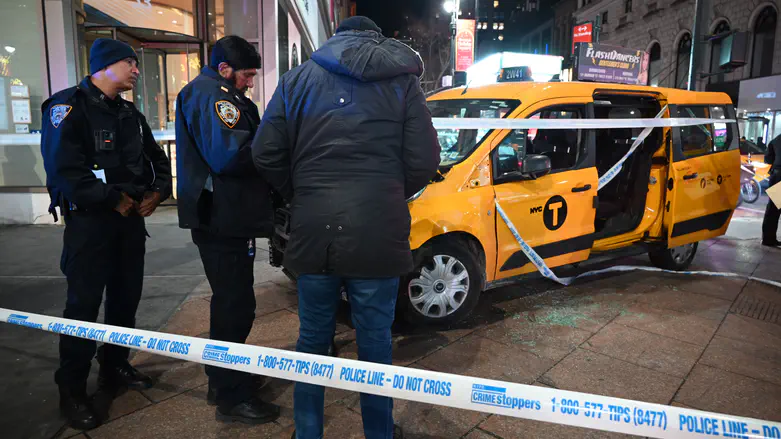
[
  {"left": 208, "top": 0, "right": 259, "bottom": 43},
  {"left": 0, "top": 0, "right": 47, "bottom": 134},
  {"left": 84, "top": 0, "right": 198, "bottom": 37}
]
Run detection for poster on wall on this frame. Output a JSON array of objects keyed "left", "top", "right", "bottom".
[
  {"left": 10, "top": 85, "right": 29, "bottom": 98},
  {"left": 574, "top": 43, "right": 649, "bottom": 85},
  {"left": 11, "top": 99, "right": 31, "bottom": 124},
  {"left": 455, "top": 19, "right": 476, "bottom": 72}
]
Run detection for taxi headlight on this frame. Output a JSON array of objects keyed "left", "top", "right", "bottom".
[{"left": 407, "top": 187, "right": 427, "bottom": 203}]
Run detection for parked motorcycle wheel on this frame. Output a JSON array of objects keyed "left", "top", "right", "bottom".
[{"left": 741, "top": 179, "right": 761, "bottom": 204}]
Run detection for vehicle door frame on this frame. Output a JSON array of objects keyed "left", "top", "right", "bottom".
[
  {"left": 665, "top": 102, "right": 741, "bottom": 248},
  {"left": 490, "top": 97, "right": 599, "bottom": 281}
]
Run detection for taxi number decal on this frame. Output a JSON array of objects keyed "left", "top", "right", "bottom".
[{"left": 216, "top": 100, "right": 241, "bottom": 128}]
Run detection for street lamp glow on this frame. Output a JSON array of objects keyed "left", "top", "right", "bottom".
[
  {"left": 443, "top": 1, "right": 456, "bottom": 13},
  {"left": 4, "top": 46, "right": 15, "bottom": 54}
]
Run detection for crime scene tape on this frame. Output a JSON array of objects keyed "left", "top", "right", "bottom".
[
  {"left": 430, "top": 116, "right": 734, "bottom": 130},
  {"left": 2, "top": 308, "right": 781, "bottom": 439}
]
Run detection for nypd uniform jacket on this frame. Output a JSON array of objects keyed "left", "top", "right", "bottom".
[
  {"left": 41, "top": 77, "right": 172, "bottom": 214},
  {"left": 175, "top": 66, "right": 273, "bottom": 238}
]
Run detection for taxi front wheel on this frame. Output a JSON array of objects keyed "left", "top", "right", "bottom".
[
  {"left": 648, "top": 242, "right": 698, "bottom": 271},
  {"left": 399, "top": 239, "right": 484, "bottom": 327}
]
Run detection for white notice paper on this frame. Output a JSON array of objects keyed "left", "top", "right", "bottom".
[
  {"left": 11, "top": 99, "right": 31, "bottom": 124},
  {"left": 92, "top": 169, "right": 106, "bottom": 183}
]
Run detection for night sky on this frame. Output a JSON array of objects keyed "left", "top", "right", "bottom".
[{"left": 355, "top": 0, "right": 429, "bottom": 37}]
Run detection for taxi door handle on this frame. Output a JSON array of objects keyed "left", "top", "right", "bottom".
[
  {"left": 571, "top": 184, "right": 592, "bottom": 193},
  {"left": 683, "top": 173, "right": 699, "bottom": 181}
]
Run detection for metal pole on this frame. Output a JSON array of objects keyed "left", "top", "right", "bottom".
[
  {"left": 687, "top": 0, "right": 710, "bottom": 91},
  {"left": 594, "top": 14, "right": 601, "bottom": 43},
  {"left": 451, "top": 0, "right": 458, "bottom": 77}
]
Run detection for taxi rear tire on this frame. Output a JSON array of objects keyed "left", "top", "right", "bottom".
[
  {"left": 648, "top": 242, "right": 698, "bottom": 271},
  {"left": 399, "top": 239, "right": 484, "bottom": 327}
]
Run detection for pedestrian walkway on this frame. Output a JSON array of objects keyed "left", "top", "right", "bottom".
[{"left": 2, "top": 206, "right": 781, "bottom": 439}]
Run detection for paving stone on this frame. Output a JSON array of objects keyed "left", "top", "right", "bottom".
[
  {"left": 583, "top": 323, "right": 703, "bottom": 377},
  {"left": 335, "top": 327, "right": 475, "bottom": 367},
  {"left": 258, "top": 376, "right": 353, "bottom": 428},
  {"left": 738, "top": 280, "right": 781, "bottom": 307},
  {"left": 492, "top": 286, "right": 639, "bottom": 334},
  {"left": 652, "top": 276, "right": 747, "bottom": 302},
  {"left": 253, "top": 282, "right": 298, "bottom": 317},
  {"left": 246, "top": 310, "right": 301, "bottom": 351},
  {"left": 612, "top": 303, "right": 721, "bottom": 346},
  {"left": 160, "top": 298, "right": 211, "bottom": 337},
  {"left": 634, "top": 286, "right": 733, "bottom": 321},
  {"left": 542, "top": 349, "right": 682, "bottom": 405},
  {"left": 417, "top": 334, "right": 554, "bottom": 384},
  {"left": 321, "top": 402, "right": 366, "bottom": 438},
  {"left": 688, "top": 259, "right": 758, "bottom": 276},
  {"left": 478, "top": 413, "right": 635, "bottom": 439},
  {"left": 391, "top": 398, "right": 490, "bottom": 438},
  {"left": 132, "top": 352, "right": 207, "bottom": 403},
  {"left": 704, "top": 243, "right": 765, "bottom": 264},
  {"left": 88, "top": 387, "right": 282, "bottom": 439},
  {"left": 752, "top": 265, "right": 781, "bottom": 283},
  {"left": 464, "top": 428, "right": 499, "bottom": 439},
  {"left": 699, "top": 335, "right": 781, "bottom": 387},
  {"left": 715, "top": 314, "right": 781, "bottom": 351},
  {"left": 477, "top": 310, "right": 594, "bottom": 362},
  {"left": 675, "top": 364, "right": 781, "bottom": 422}
]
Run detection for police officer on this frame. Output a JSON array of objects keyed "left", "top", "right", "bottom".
[
  {"left": 40, "top": 38, "right": 172, "bottom": 429},
  {"left": 762, "top": 134, "right": 781, "bottom": 246},
  {"left": 175, "top": 35, "right": 279, "bottom": 424}
]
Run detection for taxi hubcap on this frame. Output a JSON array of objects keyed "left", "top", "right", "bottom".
[
  {"left": 409, "top": 255, "right": 470, "bottom": 318},
  {"left": 670, "top": 243, "right": 695, "bottom": 265}
]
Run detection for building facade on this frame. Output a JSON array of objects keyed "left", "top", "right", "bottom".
[
  {"left": 570, "top": 0, "right": 781, "bottom": 144},
  {"left": 0, "top": 0, "right": 352, "bottom": 224}
]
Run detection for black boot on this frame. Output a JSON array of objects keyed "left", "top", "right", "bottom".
[
  {"left": 207, "top": 375, "right": 268, "bottom": 406},
  {"left": 59, "top": 387, "right": 99, "bottom": 430},
  {"left": 216, "top": 397, "right": 280, "bottom": 425},
  {"left": 99, "top": 362, "right": 154, "bottom": 391}
]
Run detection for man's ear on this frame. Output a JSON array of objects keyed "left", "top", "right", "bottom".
[{"left": 218, "top": 62, "right": 233, "bottom": 79}]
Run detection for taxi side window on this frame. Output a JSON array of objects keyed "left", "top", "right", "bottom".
[
  {"left": 676, "top": 105, "right": 733, "bottom": 159},
  {"left": 527, "top": 107, "right": 582, "bottom": 171},
  {"left": 495, "top": 130, "right": 526, "bottom": 176}
]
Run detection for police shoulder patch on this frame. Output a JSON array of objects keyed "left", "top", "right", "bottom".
[
  {"left": 50, "top": 104, "right": 72, "bottom": 128},
  {"left": 215, "top": 100, "right": 240, "bottom": 128}
]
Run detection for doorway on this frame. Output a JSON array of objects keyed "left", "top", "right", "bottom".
[{"left": 82, "top": 25, "right": 205, "bottom": 131}]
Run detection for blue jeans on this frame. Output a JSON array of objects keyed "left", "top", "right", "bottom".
[{"left": 294, "top": 275, "right": 399, "bottom": 439}]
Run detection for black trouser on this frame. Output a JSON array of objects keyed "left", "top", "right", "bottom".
[
  {"left": 55, "top": 211, "right": 146, "bottom": 394},
  {"left": 191, "top": 229, "right": 257, "bottom": 407},
  {"left": 763, "top": 170, "right": 781, "bottom": 243}
]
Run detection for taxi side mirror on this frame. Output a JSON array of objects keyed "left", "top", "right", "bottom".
[{"left": 521, "top": 154, "right": 552, "bottom": 179}]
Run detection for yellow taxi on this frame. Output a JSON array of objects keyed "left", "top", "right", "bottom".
[
  {"left": 398, "top": 79, "right": 740, "bottom": 325},
  {"left": 270, "top": 78, "right": 741, "bottom": 326}
]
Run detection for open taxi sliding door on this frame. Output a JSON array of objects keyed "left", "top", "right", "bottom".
[
  {"left": 493, "top": 97, "right": 599, "bottom": 281},
  {"left": 665, "top": 102, "right": 741, "bottom": 248}
]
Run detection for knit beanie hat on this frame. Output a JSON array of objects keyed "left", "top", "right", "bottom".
[
  {"left": 210, "top": 36, "right": 262, "bottom": 71},
  {"left": 336, "top": 16, "right": 382, "bottom": 34},
  {"left": 89, "top": 38, "right": 138, "bottom": 75}
]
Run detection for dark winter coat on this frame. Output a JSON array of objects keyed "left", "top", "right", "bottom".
[{"left": 252, "top": 30, "right": 441, "bottom": 277}]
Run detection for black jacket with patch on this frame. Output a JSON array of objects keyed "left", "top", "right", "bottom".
[
  {"left": 252, "top": 30, "right": 441, "bottom": 278},
  {"left": 175, "top": 67, "right": 274, "bottom": 238},
  {"left": 40, "top": 77, "right": 172, "bottom": 218}
]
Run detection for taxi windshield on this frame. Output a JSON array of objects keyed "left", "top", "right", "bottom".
[{"left": 427, "top": 99, "right": 521, "bottom": 167}]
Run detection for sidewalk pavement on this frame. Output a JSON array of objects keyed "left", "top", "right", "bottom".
[{"left": 2, "top": 204, "right": 781, "bottom": 439}]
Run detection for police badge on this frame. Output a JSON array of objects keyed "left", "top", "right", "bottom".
[
  {"left": 215, "top": 100, "right": 241, "bottom": 128},
  {"left": 50, "top": 104, "right": 72, "bottom": 128}
]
